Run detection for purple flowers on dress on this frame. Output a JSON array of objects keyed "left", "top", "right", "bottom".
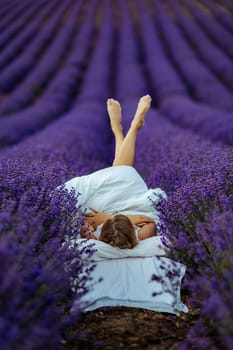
[{"left": 0, "top": 0, "right": 232, "bottom": 348}]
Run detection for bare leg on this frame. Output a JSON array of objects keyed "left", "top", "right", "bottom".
[
  {"left": 113, "top": 95, "right": 151, "bottom": 166},
  {"left": 107, "top": 98, "right": 124, "bottom": 162}
]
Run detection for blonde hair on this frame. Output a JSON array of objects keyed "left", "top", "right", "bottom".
[{"left": 99, "top": 214, "right": 138, "bottom": 249}]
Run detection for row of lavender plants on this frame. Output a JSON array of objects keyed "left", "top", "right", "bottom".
[
  {"left": 0, "top": 0, "right": 59, "bottom": 71},
  {"left": 1, "top": 0, "right": 232, "bottom": 148},
  {"left": 136, "top": 110, "right": 233, "bottom": 350},
  {"left": 0, "top": 2, "right": 115, "bottom": 349},
  {"left": 183, "top": 0, "right": 233, "bottom": 60},
  {"left": 0, "top": 0, "right": 20, "bottom": 21},
  {"left": 151, "top": 0, "right": 233, "bottom": 112},
  {"left": 0, "top": 0, "right": 232, "bottom": 349},
  {"left": 0, "top": 0, "right": 71, "bottom": 93},
  {"left": 168, "top": 0, "right": 233, "bottom": 90},
  {"left": 0, "top": 0, "right": 26, "bottom": 17},
  {"left": 200, "top": 0, "right": 233, "bottom": 33},
  {"left": 217, "top": 0, "right": 233, "bottom": 14},
  {"left": 133, "top": 0, "right": 233, "bottom": 146},
  {"left": 0, "top": 0, "right": 48, "bottom": 51},
  {"left": 0, "top": 0, "right": 81, "bottom": 114},
  {"left": 0, "top": 0, "right": 96, "bottom": 147}
]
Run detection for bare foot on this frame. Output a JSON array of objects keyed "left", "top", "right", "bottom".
[
  {"left": 107, "top": 98, "right": 123, "bottom": 134},
  {"left": 131, "top": 95, "right": 152, "bottom": 130}
]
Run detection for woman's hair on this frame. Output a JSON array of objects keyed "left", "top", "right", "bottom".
[{"left": 99, "top": 214, "right": 138, "bottom": 249}]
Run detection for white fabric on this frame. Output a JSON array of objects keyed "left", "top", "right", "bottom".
[
  {"left": 72, "top": 256, "right": 188, "bottom": 315},
  {"left": 63, "top": 166, "right": 188, "bottom": 314},
  {"left": 63, "top": 165, "right": 167, "bottom": 228},
  {"left": 69, "top": 237, "right": 188, "bottom": 314},
  {"left": 69, "top": 236, "right": 169, "bottom": 261}
]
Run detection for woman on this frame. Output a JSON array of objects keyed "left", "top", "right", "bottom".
[{"left": 63, "top": 95, "right": 167, "bottom": 248}]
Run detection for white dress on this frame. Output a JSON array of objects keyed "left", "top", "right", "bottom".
[
  {"left": 64, "top": 166, "right": 167, "bottom": 232},
  {"left": 64, "top": 166, "right": 188, "bottom": 314}
]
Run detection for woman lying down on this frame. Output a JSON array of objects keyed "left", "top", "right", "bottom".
[
  {"left": 63, "top": 95, "right": 167, "bottom": 247},
  {"left": 62, "top": 96, "right": 189, "bottom": 315}
]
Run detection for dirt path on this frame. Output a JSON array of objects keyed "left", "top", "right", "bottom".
[{"left": 71, "top": 302, "right": 198, "bottom": 349}]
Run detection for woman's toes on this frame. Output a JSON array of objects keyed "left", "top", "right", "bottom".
[
  {"left": 131, "top": 95, "right": 152, "bottom": 130},
  {"left": 136, "top": 95, "right": 151, "bottom": 114},
  {"left": 140, "top": 95, "right": 152, "bottom": 105},
  {"left": 107, "top": 98, "right": 113, "bottom": 106}
]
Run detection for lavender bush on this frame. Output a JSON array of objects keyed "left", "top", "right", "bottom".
[
  {"left": 151, "top": 0, "right": 233, "bottom": 112},
  {"left": 182, "top": 0, "right": 233, "bottom": 60},
  {"left": 168, "top": 0, "right": 233, "bottom": 90},
  {"left": 0, "top": 159, "right": 97, "bottom": 350},
  {"left": 135, "top": 110, "right": 233, "bottom": 349},
  {"left": 199, "top": 0, "right": 233, "bottom": 35},
  {"left": 0, "top": 2, "right": 56, "bottom": 71},
  {"left": 0, "top": 0, "right": 233, "bottom": 349},
  {"left": 0, "top": 0, "right": 47, "bottom": 51},
  {"left": 0, "top": 1, "right": 71, "bottom": 93}
]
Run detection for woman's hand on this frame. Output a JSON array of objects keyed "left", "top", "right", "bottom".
[
  {"left": 128, "top": 214, "right": 154, "bottom": 226},
  {"left": 138, "top": 222, "right": 157, "bottom": 240},
  {"left": 85, "top": 208, "right": 112, "bottom": 228},
  {"left": 80, "top": 222, "right": 97, "bottom": 239}
]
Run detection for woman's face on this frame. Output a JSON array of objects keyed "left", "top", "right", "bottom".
[{"left": 80, "top": 222, "right": 96, "bottom": 239}]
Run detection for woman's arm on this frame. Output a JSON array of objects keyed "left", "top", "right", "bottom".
[
  {"left": 137, "top": 222, "right": 157, "bottom": 240},
  {"left": 85, "top": 208, "right": 112, "bottom": 228},
  {"left": 85, "top": 209, "right": 156, "bottom": 239},
  {"left": 86, "top": 210, "right": 154, "bottom": 228},
  {"left": 127, "top": 214, "right": 154, "bottom": 226}
]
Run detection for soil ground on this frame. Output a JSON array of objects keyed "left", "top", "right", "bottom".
[{"left": 71, "top": 298, "right": 199, "bottom": 349}]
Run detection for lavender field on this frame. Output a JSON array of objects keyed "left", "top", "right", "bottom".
[{"left": 0, "top": 0, "right": 233, "bottom": 349}]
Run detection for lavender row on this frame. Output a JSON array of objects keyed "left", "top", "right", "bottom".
[
  {"left": 0, "top": 0, "right": 47, "bottom": 51},
  {"left": 0, "top": 0, "right": 23, "bottom": 22},
  {"left": 0, "top": 1, "right": 98, "bottom": 147},
  {"left": 0, "top": 0, "right": 32, "bottom": 32},
  {"left": 182, "top": 0, "right": 233, "bottom": 60},
  {"left": 200, "top": 0, "right": 233, "bottom": 33},
  {"left": 0, "top": 115, "right": 108, "bottom": 350},
  {"left": 124, "top": 0, "right": 233, "bottom": 146},
  {"left": 134, "top": 0, "right": 188, "bottom": 102},
  {"left": 0, "top": 152, "right": 99, "bottom": 350},
  {"left": 72, "top": 0, "right": 113, "bottom": 104},
  {"left": 151, "top": 0, "right": 233, "bottom": 112},
  {"left": 160, "top": 95, "right": 233, "bottom": 146},
  {"left": 178, "top": 209, "right": 233, "bottom": 349},
  {"left": 115, "top": 0, "right": 148, "bottom": 102},
  {"left": 217, "top": 0, "right": 233, "bottom": 14},
  {"left": 0, "top": 0, "right": 114, "bottom": 201},
  {"left": 0, "top": 0, "right": 83, "bottom": 115},
  {"left": 135, "top": 109, "right": 233, "bottom": 349},
  {"left": 0, "top": 0, "right": 72, "bottom": 93},
  {"left": 168, "top": 0, "right": 233, "bottom": 90},
  {"left": 0, "top": 3, "right": 115, "bottom": 348},
  {"left": 1, "top": 0, "right": 232, "bottom": 149},
  {"left": 0, "top": 0, "right": 59, "bottom": 71}
]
